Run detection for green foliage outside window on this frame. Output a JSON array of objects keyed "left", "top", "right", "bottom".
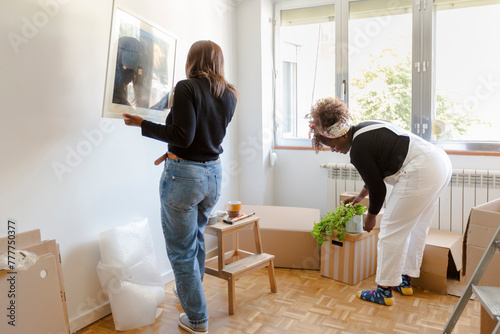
[{"left": 349, "top": 48, "right": 489, "bottom": 140}]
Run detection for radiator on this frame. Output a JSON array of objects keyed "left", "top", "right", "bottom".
[{"left": 320, "top": 163, "right": 500, "bottom": 233}]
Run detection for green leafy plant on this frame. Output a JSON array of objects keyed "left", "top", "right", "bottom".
[{"left": 311, "top": 203, "right": 367, "bottom": 246}]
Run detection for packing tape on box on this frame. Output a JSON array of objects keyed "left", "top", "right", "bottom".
[{"left": 227, "top": 201, "right": 241, "bottom": 211}]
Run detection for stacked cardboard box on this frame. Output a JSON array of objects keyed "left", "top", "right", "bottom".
[
  {"left": 461, "top": 199, "right": 500, "bottom": 333},
  {"left": 462, "top": 198, "right": 500, "bottom": 287}
]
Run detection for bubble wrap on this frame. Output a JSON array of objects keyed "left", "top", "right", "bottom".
[
  {"left": 97, "top": 218, "right": 165, "bottom": 330},
  {"left": 0, "top": 250, "right": 38, "bottom": 271}
]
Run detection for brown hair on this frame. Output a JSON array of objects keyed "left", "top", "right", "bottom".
[
  {"left": 306, "top": 97, "right": 350, "bottom": 153},
  {"left": 185, "top": 40, "right": 238, "bottom": 99}
]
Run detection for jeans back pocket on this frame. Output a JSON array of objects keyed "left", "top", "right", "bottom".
[{"left": 167, "top": 175, "right": 204, "bottom": 211}]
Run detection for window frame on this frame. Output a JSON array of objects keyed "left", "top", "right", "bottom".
[
  {"left": 426, "top": 0, "right": 500, "bottom": 152},
  {"left": 273, "top": 0, "right": 500, "bottom": 153},
  {"left": 274, "top": 0, "right": 342, "bottom": 147}
]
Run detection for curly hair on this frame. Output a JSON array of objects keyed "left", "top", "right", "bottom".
[{"left": 306, "top": 97, "right": 350, "bottom": 153}]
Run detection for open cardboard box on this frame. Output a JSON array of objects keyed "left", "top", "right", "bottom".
[
  {"left": 462, "top": 198, "right": 500, "bottom": 287},
  {"left": 0, "top": 229, "right": 69, "bottom": 334},
  {"left": 412, "top": 229, "right": 463, "bottom": 295}
]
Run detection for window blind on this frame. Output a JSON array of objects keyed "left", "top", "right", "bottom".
[{"left": 281, "top": 5, "right": 335, "bottom": 26}]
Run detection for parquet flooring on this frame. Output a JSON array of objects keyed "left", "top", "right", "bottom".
[{"left": 76, "top": 268, "right": 480, "bottom": 334}]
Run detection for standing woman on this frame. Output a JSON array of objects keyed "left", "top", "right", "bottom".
[
  {"left": 308, "top": 97, "right": 451, "bottom": 306},
  {"left": 124, "top": 40, "right": 237, "bottom": 333}
]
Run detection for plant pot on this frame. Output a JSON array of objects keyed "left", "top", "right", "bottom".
[{"left": 345, "top": 215, "right": 363, "bottom": 234}]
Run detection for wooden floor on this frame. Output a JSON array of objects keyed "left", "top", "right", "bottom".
[{"left": 76, "top": 268, "right": 480, "bottom": 334}]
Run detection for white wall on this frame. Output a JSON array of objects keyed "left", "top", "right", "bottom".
[
  {"left": 235, "top": 0, "right": 276, "bottom": 205},
  {"left": 0, "top": 0, "right": 239, "bottom": 332}
]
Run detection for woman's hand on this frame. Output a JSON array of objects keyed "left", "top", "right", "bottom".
[
  {"left": 343, "top": 195, "right": 358, "bottom": 205},
  {"left": 364, "top": 212, "right": 377, "bottom": 232},
  {"left": 123, "top": 113, "right": 144, "bottom": 127},
  {"left": 343, "top": 187, "right": 369, "bottom": 206}
]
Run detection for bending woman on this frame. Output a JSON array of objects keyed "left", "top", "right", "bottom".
[
  {"left": 124, "top": 40, "right": 237, "bottom": 333},
  {"left": 308, "top": 97, "right": 451, "bottom": 306}
]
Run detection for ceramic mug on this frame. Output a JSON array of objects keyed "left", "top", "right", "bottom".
[{"left": 345, "top": 215, "right": 363, "bottom": 234}]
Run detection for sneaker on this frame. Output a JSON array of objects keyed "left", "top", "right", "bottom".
[
  {"left": 173, "top": 285, "right": 178, "bottom": 298},
  {"left": 178, "top": 313, "right": 208, "bottom": 334}
]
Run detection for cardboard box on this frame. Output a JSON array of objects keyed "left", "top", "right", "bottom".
[
  {"left": 340, "top": 191, "right": 370, "bottom": 208},
  {"left": 230, "top": 205, "right": 321, "bottom": 270},
  {"left": 462, "top": 198, "right": 500, "bottom": 287},
  {"left": 412, "top": 229, "right": 463, "bottom": 295},
  {"left": 0, "top": 230, "right": 69, "bottom": 334},
  {"left": 320, "top": 229, "right": 379, "bottom": 285},
  {"left": 480, "top": 305, "right": 497, "bottom": 334}
]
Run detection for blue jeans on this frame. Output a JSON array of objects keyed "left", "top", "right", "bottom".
[{"left": 160, "top": 157, "right": 222, "bottom": 325}]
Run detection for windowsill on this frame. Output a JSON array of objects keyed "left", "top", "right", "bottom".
[{"left": 275, "top": 145, "right": 500, "bottom": 157}]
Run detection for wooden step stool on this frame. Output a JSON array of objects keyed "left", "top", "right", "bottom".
[{"left": 204, "top": 216, "right": 277, "bottom": 314}]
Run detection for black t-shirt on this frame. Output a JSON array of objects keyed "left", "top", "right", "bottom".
[
  {"left": 350, "top": 121, "right": 410, "bottom": 215},
  {"left": 141, "top": 77, "right": 237, "bottom": 161}
]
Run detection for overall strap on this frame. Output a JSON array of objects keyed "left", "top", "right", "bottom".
[{"left": 352, "top": 121, "right": 409, "bottom": 140}]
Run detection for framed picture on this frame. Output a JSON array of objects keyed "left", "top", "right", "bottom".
[{"left": 102, "top": 5, "right": 177, "bottom": 122}]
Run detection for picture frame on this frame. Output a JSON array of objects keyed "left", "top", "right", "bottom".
[{"left": 102, "top": 5, "right": 177, "bottom": 123}]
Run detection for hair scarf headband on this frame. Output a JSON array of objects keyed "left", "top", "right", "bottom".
[{"left": 315, "top": 121, "right": 350, "bottom": 139}]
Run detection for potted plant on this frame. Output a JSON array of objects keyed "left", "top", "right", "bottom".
[{"left": 311, "top": 203, "right": 367, "bottom": 246}]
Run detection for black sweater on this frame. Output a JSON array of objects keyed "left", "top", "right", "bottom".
[
  {"left": 141, "top": 77, "right": 237, "bottom": 161},
  {"left": 349, "top": 121, "right": 410, "bottom": 215}
]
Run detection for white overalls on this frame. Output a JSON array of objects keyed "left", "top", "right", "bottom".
[{"left": 353, "top": 121, "right": 452, "bottom": 286}]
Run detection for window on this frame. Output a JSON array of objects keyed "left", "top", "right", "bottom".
[
  {"left": 433, "top": 0, "right": 500, "bottom": 148},
  {"left": 274, "top": 0, "right": 500, "bottom": 151},
  {"left": 275, "top": 2, "right": 336, "bottom": 143},
  {"left": 348, "top": 0, "right": 413, "bottom": 131}
]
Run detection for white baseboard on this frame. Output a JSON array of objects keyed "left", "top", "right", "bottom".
[
  {"left": 162, "top": 269, "right": 175, "bottom": 284},
  {"left": 69, "top": 270, "right": 174, "bottom": 333},
  {"left": 69, "top": 303, "right": 111, "bottom": 334}
]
